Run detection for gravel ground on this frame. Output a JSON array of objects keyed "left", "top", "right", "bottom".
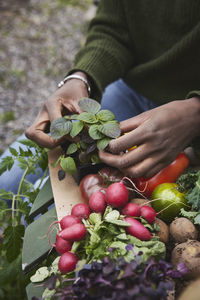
[{"left": 0, "top": 0, "right": 95, "bottom": 153}]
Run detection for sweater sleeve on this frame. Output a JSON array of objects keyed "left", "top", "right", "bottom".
[
  {"left": 186, "top": 90, "right": 200, "bottom": 100},
  {"left": 68, "top": 0, "right": 135, "bottom": 101}
]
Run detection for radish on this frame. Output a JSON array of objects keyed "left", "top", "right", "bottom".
[
  {"left": 47, "top": 215, "right": 80, "bottom": 237},
  {"left": 105, "top": 180, "right": 128, "bottom": 208},
  {"left": 125, "top": 217, "right": 152, "bottom": 241},
  {"left": 71, "top": 203, "right": 90, "bottom": 220},
  {"left": 89, "top": 191, "right": 106, "bottom": 213},
  {"left": 59, "top": 223, "right": 87, "bottom": 241},
  {"left": 121, "top": 203, "right": 141, "bottom": 217},
  {"left": 140, "top": 205, "right": 157, "bottom": 224},
  {"left": 60, "top": 215, "right": 80, "bottom": 230},
  {"left": 58, "top": 252, "right": 78, "bottom": 274},
  {"left": 54, "top": 235, "right": 72, "bottom": 254}
]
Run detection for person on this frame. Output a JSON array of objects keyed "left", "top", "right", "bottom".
[{"left": 1, "top": 0, "right": 200, "bottom": 192}]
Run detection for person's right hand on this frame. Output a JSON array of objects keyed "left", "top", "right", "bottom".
[{"left": 25, "top": 72, "right": 89, "bottom": 148}]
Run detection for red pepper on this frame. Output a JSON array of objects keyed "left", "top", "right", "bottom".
[{"left": 133, "top": 153, "right": 189, "bottom": 198}]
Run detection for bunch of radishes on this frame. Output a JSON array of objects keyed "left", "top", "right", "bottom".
[{"left": 49, "top": 179, "right": 157, "bottom": 275}]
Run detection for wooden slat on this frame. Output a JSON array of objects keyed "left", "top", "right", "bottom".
[
  {"left": 22, "top": 207, "right": 57, "bottom": 274},
  {"left": 26, "top": 282, "right": 45, "bottom": 300},
  {"left": 29, "top": 177, "right": 54, "bottom": 220},
  {"left": 48, "top": 148, "right": 83, "bottom": 221}
]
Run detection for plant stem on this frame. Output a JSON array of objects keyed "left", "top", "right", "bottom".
[
  {"left": 12, "top": 195, "right": 16, "bottom": 226},
  {"left": 17, "top": 166, "right": 29, "bottom": 196},
  {"left": 12, "top": 166, "right": 29, "bottom": 224}
]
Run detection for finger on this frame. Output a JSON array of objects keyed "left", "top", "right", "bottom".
[
  {"left": 46, "top": 97, "right": 63, "bottom": 122},
  {"left": 26, "top": 127, "right": 60, "bottom": 148},
  {"left": 109, "top": 126, "right": 148, "bottom": 154},
  {"left": 73, "top": 100, "right": 84, "bottom": 114},
  {"left": 120, "top": 156, "right": 161, "bottom": 178},
  {"left": 99, "top": 144, "right": 150, "bottom": 170},
  {"left": 120, "top": 111, "right": 148, "bottom": 133}
]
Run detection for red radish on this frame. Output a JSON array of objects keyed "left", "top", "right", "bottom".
[
  {"left": 55, "top": 235, "right": 72, "bottom": 254},
  {"left": 125, "top": 217, "right": 152, "bottom": 241},
  {"left": 58, "top": 252, "right": 78, "bottom": 274},
  {"left": 59, "top": 223, "right": 87, "bottom": 241},
  {"left": 47, "top": 215, "right": 80, "bottom": 236},
  {"left": 140, "top": 206, "right": 157, "bottom": 224},
  {"left": 71, "top": 203, "right": 90, "bottom": 220},
  {"left": 60, "top": 215, "right": 80, "bottom": 230},
  {"left": 89, "top": 191, "right": 106, "bottom": 213},
  {"left": 105, "top": 180, "right": 128, "bottom": 208},
  {"left": 121, "top": 203, "right": 141, "bottom": 217}
]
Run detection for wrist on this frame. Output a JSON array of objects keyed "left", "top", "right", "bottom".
[
  {"left": 186, "top": 97, "right": 200, "bottom": 132},
  {"left": 58, "top": 72, "right": 91, "bottom": 96}
]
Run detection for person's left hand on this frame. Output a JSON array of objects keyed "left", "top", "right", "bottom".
[{"left": 99, "top": 97, "right": 200, "bottom": 178}]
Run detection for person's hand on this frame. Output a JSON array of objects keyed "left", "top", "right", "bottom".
[
  {"left": 25, "top": 72, "right": 89, "bottom": 148},
  {"left": 99, "top": 97, "right": 200, "bottom": 178}
]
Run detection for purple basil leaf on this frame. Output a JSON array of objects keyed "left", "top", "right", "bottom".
[{"left": 177, "top": 262, "right": 188, "bottom": 275}]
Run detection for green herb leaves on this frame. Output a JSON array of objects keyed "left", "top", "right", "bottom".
[
  {"left": 78, "top": 97, "right": 101, "bottom": 114},
  {"left": 50, "top": 118, "right": 72, "bottom": 139},
  {"left": 60, "top": 157, "right": 76, "bottom": 175},
  {"left": 186, "top": 174, "right": 200, "bottom": 211},
  {"left": 49, "top": 98, "right": 121, "bottom": 175},
  {"left": 72, "top": 206, "right": 165, "bottom": 264}
]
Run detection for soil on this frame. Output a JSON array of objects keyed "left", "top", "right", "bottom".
[{"left": 0, "top": 0, "right": 95, "bottom": 154}]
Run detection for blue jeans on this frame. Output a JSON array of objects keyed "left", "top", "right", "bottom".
[{"left": 0, "top": 79, "right": 157, "bottom": 193}]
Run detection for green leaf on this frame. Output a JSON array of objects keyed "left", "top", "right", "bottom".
[
  {"left": 66, "top": 143, "right": 78, "bottom": 155},
  {"left": 89, "top": 213, "right": 102, "bottom": 225},
  {"left": 3, "top": 225, "right": 25, "bottom": 262},
  {"left": 106, "top": 219, "right": 130, "bottom": 226},
  {"left": 9, "top": 147, "right": 18, "bottom": 156},
  {"left": 86, "top": 143, "right": 96, "bottom": 154},
  {"left": 42, "top": 288, "right": 56, "bottom": 299},
  {"left": 105, "top": 210, "right": 120, "bottom": 221},
  {"left": 97, "top": 137, "right": 111, "bottom": 150},
  {"left": 98, "top": 121, "right": 121, "bottom": 138},
  {"left": 50, "top": 257, "right": 60, "bottom": 275},
  {"left": 60, "top": 157, "right": 76, "bottom": 175},
  {"left": 116, "top": 233, "right": 129, "bottom": 240},
  {"left": 51, "top": 156, "right": 61, "bottom": 168},
  {"left": 18, "top": 200, "right": 31, "bottom": 217},
  {"left": 194, "top": 214, "right": 200, "bottom": 225},
  {"left": 0, "top": 157, "right": 14, "bottom": 175},
  {"left": 89, "top": 125, "right": 104, "bottom": 140},
  {"left": 70, "top": 120, "right": 84, "bottom": 138},
  {"left": 19, "top": 138, "right": 38, "bottom": 148},
  {"left": 79, "top": 98, "right": 101, "bottom": 114},
  {"left": 91, "top": 154, "right": 101, "bottom": 164},
  {"left": 109, "top": 241, "right": 127, "bottom": 255},
  {"left": 186, "top": 176, "right": 200, "bottom": 211},
  {"left": 80, "top": 141, "right": 87, "bottom": 150},
  {"left": 97, "top": 110, "right": 115, "bottom": 122},
  {"left": 69, "top": 114, "right": 79, "bottom": 120},
  {"left": 90, "top": 232, "right": 101, "bottom": 244},
  {"left": 30, "top": 267, "right": 50, "bottom": 283},
  {"left": 77, "top": 112, "right": 97, "bottom": 124},
  {"left": 17, "top": 157, "right": 28, "bottom": 170},
  {"left": 180, "top": 208, "right": 199, "bottom": 220},
  {"left": 50, "top": 117, "right": 72, "bottom": 139}
]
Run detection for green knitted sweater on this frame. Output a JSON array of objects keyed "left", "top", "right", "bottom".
[{"left": 70, "top": 0, "right": 200, "bottom": 104}]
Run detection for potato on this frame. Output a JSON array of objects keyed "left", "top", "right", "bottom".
[
  {"left": 169, "top": 217, "right": 198, "bottom": 243},
  {"left": 171, "top": 240, "right": 200, "bottom": 279},
  {"left": 130, "top": 198, "right": 151, "bottom": 207},
  {"left": 178, "top": 278, "right": 200, "bottom": 300},
  {"left": 154, "top": 218, "right": 169, "bottom": 243}
]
